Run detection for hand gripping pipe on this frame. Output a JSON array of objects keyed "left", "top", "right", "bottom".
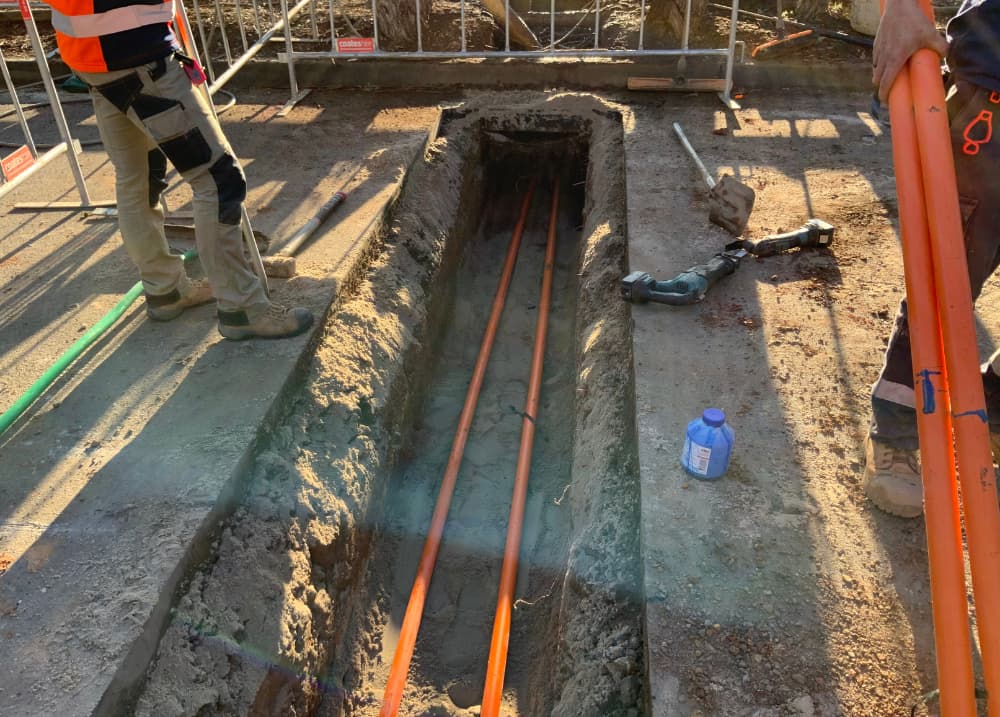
[
  {"left": 0, "top": 251, "right": 197, "bottom": 439},
  {"left": 888, "top": 0, "right": 1000, "bottom": 709},
  {"left": 908, "top": 1, "right": 1000, "bottom": 711},
  {"left": 379, "top": 178, "right": 538, "bottom": 717},
  {"left": 883, "top": 57, "right": 975, "bottom": 714},
  {"left": 481, "top": 178, "right": 560, "bottom": 717}
]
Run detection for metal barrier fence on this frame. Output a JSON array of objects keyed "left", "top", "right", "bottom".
[
  {"left": 182, "top": 0, "right": 742, "bottom": 109},
  {"left": 0, "top": 0, "right": 92, "bottom": 205},
  {"left": 0, "top": 0, "right": 741, "bottom": 208},
  {"left": 178, "top": 0, "right": 317, "bottom": 112}
]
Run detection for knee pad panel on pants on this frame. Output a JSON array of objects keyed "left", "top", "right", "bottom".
[
  {"left": 159, "top": 129, "right": 213, "bottom": 173},
  {"left": 138, "top": 98, "right": 213, "bottom": 174},
  {"left": 209, "top": 153, "right": 247, "bottom": 225}
]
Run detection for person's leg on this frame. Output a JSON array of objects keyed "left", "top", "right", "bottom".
[
  {"left": 111, "top": 58, "right": 266, "bottom": 314},
  {"left": 88, "top": 57, "right": 310, "bottom": 338},
  {"left": 870, "top": 298, "right": 920, "bottom": 451},
  {"left": 864, "top": 293, "right": 924, "bottom": 517},
  {"left": 952, "top": 83, "right": 1000, "bottom": 430},
  {"left": 83, "top": 72, "right": 189, "bottom": 298},
  {"left": 983, "top": 354, "right": 1000, "bottom": 458},
  {"left": 865, "top": 81, "right": 1000, "bottom": 516}
]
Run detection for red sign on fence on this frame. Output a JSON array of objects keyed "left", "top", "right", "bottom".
[
  {"left": 2, "top": 145, "right": 35, "bottom": 182},
  {"left": 0, "top": 0, "right": 31, "bottom": 14},
  {"left": 336, "top": 37, "right": 375, "bottom": 54},
  {"left": 0, "top": 0, "right": 32, "bottom": 18}
]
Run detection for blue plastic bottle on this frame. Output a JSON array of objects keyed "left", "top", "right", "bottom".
[{"left": 681, "top": 408, "right": 734, "bottom": 480}]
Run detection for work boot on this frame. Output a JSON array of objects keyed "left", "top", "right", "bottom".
[
  {"left": 146, "top": 278, "right": 214, "bottom": 321},
  {"left": 862, "top": 435, "right": 923, "bottom": 519},
  {"left": 217, "top": 303, "right": 314, "bottom": 340}
]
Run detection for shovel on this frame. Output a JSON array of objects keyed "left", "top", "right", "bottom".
[{"left": 672, "top": 122, "right": 756, "bottom": 236}]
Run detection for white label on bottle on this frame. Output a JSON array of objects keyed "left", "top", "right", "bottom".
[{"left": 688, "top": 441, "right": 712, "bottom": 475}]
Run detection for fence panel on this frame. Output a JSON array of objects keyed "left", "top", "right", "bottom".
[
  {"left": 180, "top": 0, "right": 742, "bottom": 109},
  {"left": 268, "top": 0, "right": 742, "bottom": 106},
  {"left": 0, "top": 0, "right": 92, "bottom": 205},
  {"left": 181, "top": 0, "right": 315, "bottom": 110}
]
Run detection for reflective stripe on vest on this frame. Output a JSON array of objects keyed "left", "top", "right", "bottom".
[{"left": 50, "top": 1, "right": 175, "bottom": 39}]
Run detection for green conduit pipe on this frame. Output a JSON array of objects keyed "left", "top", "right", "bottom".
[{"left": 0, "top": 250, "right": 197, "bottom": 438}]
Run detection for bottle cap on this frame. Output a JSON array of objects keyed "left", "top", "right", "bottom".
[{"left": 702, "top": 408, "right": 726, "bottom": 427}]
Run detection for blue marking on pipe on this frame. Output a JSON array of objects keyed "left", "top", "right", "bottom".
[
  {"left": 953, "top": 409, "right": 989, "bottom": 423},
  {"left": 916, "top": 368, "right": 941, "bottom": 414}
]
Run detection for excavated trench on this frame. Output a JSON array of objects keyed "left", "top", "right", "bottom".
[{"left": 133, "top": 96, "right": 642, "bottom": 717}]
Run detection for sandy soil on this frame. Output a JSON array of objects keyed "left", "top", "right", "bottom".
[{"left": 625, "top": 88, "right": 1000, "bottom": 717}]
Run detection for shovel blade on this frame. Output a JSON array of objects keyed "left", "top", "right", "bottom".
[{"left": 709, "top": 175, "right": 756, "bottom": 236}]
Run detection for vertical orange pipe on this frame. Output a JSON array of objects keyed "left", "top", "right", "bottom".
[
  {"left": 885, "top": 56, "right": 976, "bottom": 712},
  {"left": 172, "top": 5, "right": 194, "bottom": 55},
  {"left": 906, "top": 2, "right": 1000, "bottom": 710},
  {"left": 480, "top": 178, "right": 560, "bottom": 717},
  {"left": 379, "top": 179, "right": 537, "bottom": 717}
]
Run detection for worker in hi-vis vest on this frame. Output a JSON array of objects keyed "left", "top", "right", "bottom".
[{"left": 47, "top": 0, "right": 313, "bottom": 340}]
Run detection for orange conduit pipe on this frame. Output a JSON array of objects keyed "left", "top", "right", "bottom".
[
  {"left": 481, "top": 178, "right": 560, "bottom": 717},
  {"left": 906, "top": 1, "right": 1000, "bottom": 710},
  {"left": 884, "top": 56, "right": 976, "bottom": 712},
  {"left": 379, "top": 178, "right": 538, "bottom": 717},
  {"left": 172, "top": 5, "right": 195, "bottom": 57}
]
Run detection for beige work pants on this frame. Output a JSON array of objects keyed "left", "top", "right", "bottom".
[{"left": 78, "top": 56, "right": 267, "bottom": 314}]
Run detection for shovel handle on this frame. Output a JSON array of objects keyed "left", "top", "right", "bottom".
[{"left": 672, "top": 122, "right": 717, "bottom": 190}]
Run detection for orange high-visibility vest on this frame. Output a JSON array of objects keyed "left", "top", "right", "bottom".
[{"left": 47, "top": 0, "right": 175, "bottom": 73}]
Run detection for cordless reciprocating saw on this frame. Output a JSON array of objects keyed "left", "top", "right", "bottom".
[
  {"left": 620, "top": 248, "right": 748, "bottom": 305},
  {"left": 620, "top": 219, "right": 834, "bottom": 307}
]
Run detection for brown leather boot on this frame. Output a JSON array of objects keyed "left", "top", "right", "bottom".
[
  {"left": 862, "top": 435, "right": 923, "bottom": 519},
  {"left": 146, "top": 278, "right": 214, "bottom": 321},
  {"left": 217, "top": 303, "right": 313, "bottom": 340}
]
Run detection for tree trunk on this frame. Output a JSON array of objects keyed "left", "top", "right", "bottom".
[
  {"left": 375, "top": 0, "right": 434, "bottom": 50},
  {"left": 644, "top": 0, "right": 707, "bottom": 47}
]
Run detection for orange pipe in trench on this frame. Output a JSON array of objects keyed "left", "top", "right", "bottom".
[
  {"left": 481, "top": 178, "right": 560, "bottom": 717},
  {"left": 379, "top": 178, "right": 538, "bottom": 717},
  {"left": 907, "top": 1, "right": 1000, "bottom": 710},
  {"left": 885, "top": 59, "right": 976, "bottom": 713}
]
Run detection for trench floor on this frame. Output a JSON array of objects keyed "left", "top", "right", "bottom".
[{"left": 362, "top": 171, "right": 582, "bottom": 715}]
